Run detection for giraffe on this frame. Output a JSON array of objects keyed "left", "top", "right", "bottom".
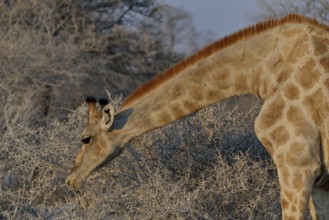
[{"left": 65, "top": 14, "right": 329, "bottom": 219}]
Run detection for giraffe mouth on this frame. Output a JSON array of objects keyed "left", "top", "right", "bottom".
[
  {"left": 65, "top": 168, "right": 94, "bottom": 189},
  {"left": 65, "top": 173, "right": 83, "bottom": 189},
  {"left": 65, "top": 147, "right": 124, "bottom": 190}
]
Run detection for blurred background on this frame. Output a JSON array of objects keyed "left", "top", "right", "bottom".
[{"left": 164, "top": 0, "right": 261, "bottom": 53}]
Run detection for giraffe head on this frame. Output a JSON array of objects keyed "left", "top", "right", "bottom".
[{"left": 65, "top": 97, "right": 124, "bottom": 188}]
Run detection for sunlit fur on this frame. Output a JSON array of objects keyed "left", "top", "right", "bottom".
[
  {"left": 66, "top": 14, "right": 329, "bottom": 219},
  {"left": 122, "top": 14, "right": 328, "bottom": 107}
]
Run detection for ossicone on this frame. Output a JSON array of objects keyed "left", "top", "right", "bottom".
[
  {"left": 98, "top": 98, "right": 109, "bottom": 109},
  {"left": 85, "top": 96, "right": 97, "bottom": 103}
]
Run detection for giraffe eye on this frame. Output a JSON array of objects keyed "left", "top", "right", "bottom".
[{"left": 81, "top": 136, "right": 92, "bottom": 144}]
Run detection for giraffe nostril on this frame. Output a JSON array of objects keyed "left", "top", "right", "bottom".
[
  {"left": 65, "top": 177, "right": 71, "bottom": 186},
  {"left": 65, "top": 175, "right": 75, "bottom": 187}
]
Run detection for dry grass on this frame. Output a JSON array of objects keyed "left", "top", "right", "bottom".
[
  {"left": 0, "top": 0, "right": 180, "bottom": 132},
  {"left": 1, "top": 97, "right": 282, "bottom": 219}
]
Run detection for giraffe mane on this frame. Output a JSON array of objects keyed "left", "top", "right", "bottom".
[{"left": 121, "top": 14, "right": 328, "bottom": 108}]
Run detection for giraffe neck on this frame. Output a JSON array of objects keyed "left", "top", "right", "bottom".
[{"left": 114, "top": 23, "right": 308, "bottom": 143}]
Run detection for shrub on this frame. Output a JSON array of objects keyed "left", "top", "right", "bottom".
[{"left": 1, "top": 96, "right": 281, "bottom": 219}]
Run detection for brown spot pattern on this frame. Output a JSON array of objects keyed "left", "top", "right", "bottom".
[
  {"left": 286, "top": 153, "right": 298, "bottom": 167},
  {"left": 295, "top": 59, "right": 320, "bottom": 90},
  {"left": 283, "top": 83, "right": 300, "bottom": 100},
  {"left": 169, "top": 83, "right": 185, "bottom": 98},
  {"left": 259, "top": 96, "right": 285, "bottom": 128},
  {"left": 287, "top": 38, "right": 310, "bottom": 63},
  {"left": 287, "top": 106, "right": 313, "bottom": 137},
  {"left": 284, "top": 215, "right": 295, "bottom": 220},
  {"left": 212, "top": 68, "right": 231, "bottom": 89},
  {"left": 122, "top": 14, "right": 329, "bottom": 108},
  {"left": 206, "top": 89, "right": 219, "bottom": 101},
  {"left": 313, "top": 35, "right": 329, "bottom": 55},
  {"left": 285, "top": 142, "right": 313, "bottom": 168},
  {"left": 269, "top": 125, "right": 289, "bottom": 145},
  {"left": 291, "top": 205, "right": 297, "bottom": 213},
  {"left": 324, "top": 78, "right": 329, "bottom": 89},
  {"left": 281, "top": 168, "right": 290, "bottom": 185},
  {"left": 276, "top": 68, "right": 292, "bottom": 84},
  {"left": 190, "top": 85, "right": 204, "bottom": 100},
  {"left": 282, "top": 198, "right": 290, "bottom": 209},
  {"left": 289, "top": 142, "right": 304, "bottom": 155},
  {"left": 275, "top": 153, "right": 285, "bottom": 167},
  {"left": 285, "top": 190, "right": 294, "bottom": 203},
  {"left": 183, "top": 100, "right": 196, "bottom": 112},
  {"left": 300, "top": 157, "right": 312, "bottom": 167},
  {"left": 171, "top": 105, "right": 185, "bottom": 119},
  {"left": 292, "top": 173, "right": 304, "bottom": 191},
  {"left": 158, "top": 112, "right": 171, "bottom": 124},
  {"left": 320, "top": 57, "right": 329, "bottom": 72},
  {"left": 300, "top": 191, "right": 307, "bottom": 201},
  {"left": 303, "top": 89, "right": 327, "bottom": 125}
]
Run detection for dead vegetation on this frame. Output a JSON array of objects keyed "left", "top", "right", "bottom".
[
  {"left": 2, "top": 0, "right": 321, "bottom": 219},
  {"left": 1, "top": 96, "right": 281, "bottom": 219}
]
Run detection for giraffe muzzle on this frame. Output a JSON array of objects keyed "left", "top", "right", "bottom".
[{"left": 65, "top": 174, "right": 83, "bottom": 189}]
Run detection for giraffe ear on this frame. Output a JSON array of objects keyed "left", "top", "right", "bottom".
[{"left": 101, "top": 103, "right": 115, "bottom": 131}]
